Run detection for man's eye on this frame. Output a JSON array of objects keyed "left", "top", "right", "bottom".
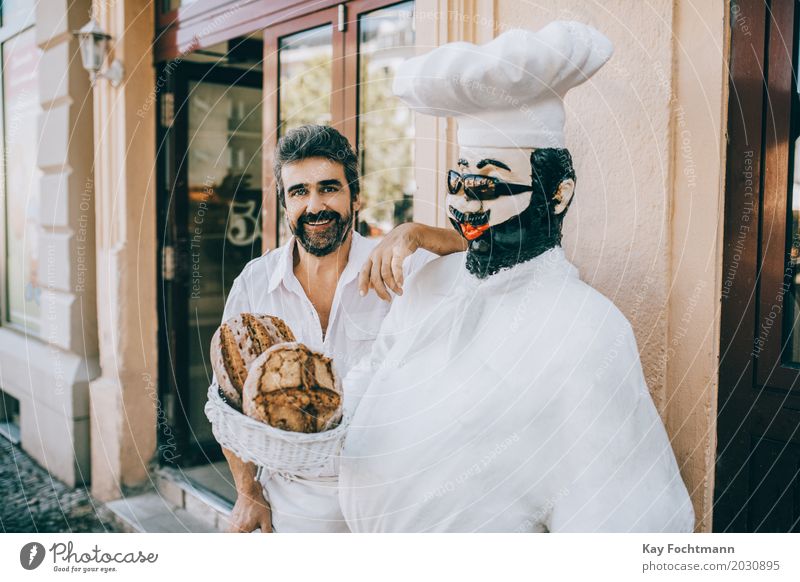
[
  {"left": 291, "top": 188, "right": 307, "bottom": 197},
  {"left": 321, "top": 186, "right": 340, "bottom": 193}
]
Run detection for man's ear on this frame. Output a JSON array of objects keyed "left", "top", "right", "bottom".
[
  {"left": 352, "top": 193, "right": 361, "bottom": 213},
  {"left": 553, "top": 179, "right": 575, "bottom": 215}
]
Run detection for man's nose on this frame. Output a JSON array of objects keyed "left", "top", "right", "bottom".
[{"left": 306, "top": 189, "right": 327, "bottom": 213}]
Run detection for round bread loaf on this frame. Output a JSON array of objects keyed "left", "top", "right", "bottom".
[
  {"left": 242, "top": 342, "right": 342, "bottom": 433},
  {"left": 210, "top": 313, "right": 296, "bottom": 410}
]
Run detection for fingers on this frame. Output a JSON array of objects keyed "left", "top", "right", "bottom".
[
  {"left": 358, "top": 256, "right": 373, "bottom": 297},
  {"left": 390, "top": 251, "right": 405, "bottom": 295},
  {"left": 359, "top": 244, "right": 410, "bottom": 300},
  {"left": 381, "top": 256, "right": 399, "bottom": 295},
  {"left": 370, "top": 255, "right": 392, "bottom": 301}
]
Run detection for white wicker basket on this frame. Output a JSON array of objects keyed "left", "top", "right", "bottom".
[{"left": 204, "top": 383, "right": 349, "bottom": 478}]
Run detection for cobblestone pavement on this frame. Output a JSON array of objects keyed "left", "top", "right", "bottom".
[{"left": 0, "top": 437, "right": 122, "bottom": 533}]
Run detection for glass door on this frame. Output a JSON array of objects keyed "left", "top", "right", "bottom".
[
  {"left": 158, "top": 38, "right": 263, "bottom": 468},
  {"left": 261, "top": 1, "right": 417, "bottom": 248},
  {"left": 263, "top": 7, "right": 342, "bottom": 249},
  {"left": 348, "top": 0, "right": 416, "bottom": 237}
]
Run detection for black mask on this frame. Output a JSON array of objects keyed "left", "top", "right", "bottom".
[{"left": 448, "top": 148, "right": 576, "bottom": 279}]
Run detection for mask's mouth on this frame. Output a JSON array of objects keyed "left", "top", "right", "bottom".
[{"left": 449, "top": 205, "right": 490, "bottom": 241}]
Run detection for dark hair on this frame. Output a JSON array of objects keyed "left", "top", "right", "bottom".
[
  {"left": 529, "top": 148, "right": 576, "bottom": 212},
  {"left": 273, "top": 125, "right": 360, "bottom": 206}
]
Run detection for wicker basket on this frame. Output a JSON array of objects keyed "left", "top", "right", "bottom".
[{"left": 204, "top": 383, "right": 349, "bottom": 478}]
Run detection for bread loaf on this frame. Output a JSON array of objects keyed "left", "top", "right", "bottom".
[
  {"left": 243, "top": 343, "right": 342, "bottom": 433},
  {"left": 210, "top": 313, "right": 296, "bottom": 410}
]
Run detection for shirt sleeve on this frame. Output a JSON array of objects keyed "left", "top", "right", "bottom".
[
  {"left": 221, "top": 271, "right": 252, "bottom": 322},
  {"left": 211, "top": 272, "right": 252, "bottom": 388}
]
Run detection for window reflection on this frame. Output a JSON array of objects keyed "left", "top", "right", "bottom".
[
  {"left": 277, "top": 25, "right": 334, "bottom": 244},
  {"left": 357, "top": 1, "right": 416, "bottom": 237}
]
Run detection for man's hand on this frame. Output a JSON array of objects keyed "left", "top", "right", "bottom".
[
  {"left": 227, "top": 486, "right": 272, "bottom": 533},
  {"left": 221, "top": 446, "right": 272, "bottom": 532},
  {"left": 359, "top": 223, "right": 466, "bottom": 301},
  {"left": 358, "top": 223, "right": 420, "bottom": 301}
]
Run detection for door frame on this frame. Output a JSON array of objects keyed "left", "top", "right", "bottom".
[{"left": 716, "top": 0, "right": 800, "bottom": 531}]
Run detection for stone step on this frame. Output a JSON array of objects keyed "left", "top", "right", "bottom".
[
  {"left": 154, "top": 464, "right": 235, "bottom": 532},
  {"left": 104, "top": 463, "right": 237, "bottom": 533},
  {"left": 105, "top": 491, "right": 219, "bottom": 533}
]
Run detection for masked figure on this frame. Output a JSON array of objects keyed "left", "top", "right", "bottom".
[{"left": 338, "top": 21, "right": 694, "bottom": 532}]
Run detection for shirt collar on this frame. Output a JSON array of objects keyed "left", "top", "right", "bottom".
[{"left": 267, "top": 231, "right": 372, "bottom": 293}]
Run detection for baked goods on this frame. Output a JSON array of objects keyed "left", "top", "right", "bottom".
[
  {"left": 243, "top": 343, "right": 342, "bottom": 433},
  {"left": 210, "top": 313, "right": 296, "bottom": 410}
]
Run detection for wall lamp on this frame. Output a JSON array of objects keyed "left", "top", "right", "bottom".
[{"left": 74, "top": 19, "right": 124, "bottom": 87}]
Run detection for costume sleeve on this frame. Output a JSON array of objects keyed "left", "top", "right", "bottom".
[
  {"left": 403, "top": 248, "right": 438, "bottom": 279},
  {"left": 545, "top": 322, "right": 695, "bottom": 533},
  {"left": 342, "top": 276, "right": 421, "bottom": 414}
]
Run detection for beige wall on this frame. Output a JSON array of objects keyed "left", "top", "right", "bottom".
[
  {"left": 666, "top": 0, "right": 727, "bottom": 533},
  {"left": 0, "top": 0, "right": 98, "bottom": 488},
  {"left": 89, "top": 0, "right": 159, "bottom": 502},
  {"left": 415, "top": 0, "right": 728, "bottom": 531}
]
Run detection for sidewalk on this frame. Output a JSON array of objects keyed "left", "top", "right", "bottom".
[{"left": 0, "top": 437, "right": 121, "bottom": 533}]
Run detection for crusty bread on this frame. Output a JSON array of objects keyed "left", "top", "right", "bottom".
[
  {"left": 242, "top": 342, "right": 342, "bottom": 433},
  {"left": 210, "top": 313, "right": 296, "bottom": 410}
]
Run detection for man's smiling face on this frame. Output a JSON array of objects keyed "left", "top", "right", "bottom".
[
  {"left": 446, "top": 146, "right": 535, "bottom": 241},
  {"left": 282, "top": 156, "right": 358, "bottom": 256}
]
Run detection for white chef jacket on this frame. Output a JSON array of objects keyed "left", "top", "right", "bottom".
[
  {"left": 340, "top": 247, "right": 696, "bottom": 532},
  {"left": 219, "top": 231, "right": 435, "bottom": 532}
]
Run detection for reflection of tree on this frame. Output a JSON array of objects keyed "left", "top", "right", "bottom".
[
  {"left": 359, "top": 61, "right": 414, "bottom": 236},
  {"left": 280, "top": 54, "right": 332, "bottom": 131},
  {"left": 277, "top": 10, "right": 415, "bottom": 238}
]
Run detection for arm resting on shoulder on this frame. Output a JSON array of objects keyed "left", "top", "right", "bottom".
[{"left": 359, "top": 222, "right": 465, "bottom": 300}]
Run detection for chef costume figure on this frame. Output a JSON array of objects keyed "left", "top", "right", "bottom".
[{"left": 338, "top": 21, "right": 695, "bottom": 532}]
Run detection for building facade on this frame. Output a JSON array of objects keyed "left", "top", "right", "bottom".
[{"left": 1, "top": 0, "right": 797, "bottom": 532}]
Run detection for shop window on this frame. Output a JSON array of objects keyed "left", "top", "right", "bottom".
[
  {"left": 1, "top": 24, "right": 41, "bottom": 334},
  {"left": 1, "top": 0, "right": 36, "bottom": 28},
  {"left": 1, "top": 27, "right": 42, "bottom": 333}
]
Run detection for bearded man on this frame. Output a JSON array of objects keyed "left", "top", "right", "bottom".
[
  {"left": 338, "top": 22, "right": 695, "bottom": 533},
  {"left": 219, "top": 124, "right": 465, "bottom": 532}
]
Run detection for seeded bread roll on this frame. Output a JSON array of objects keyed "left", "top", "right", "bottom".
[
  {"left": 210, "top": 313, "right": 296, "bottom": 410},
  {"left": 243, "top": 342, "right": 342, "bottom": 433}
]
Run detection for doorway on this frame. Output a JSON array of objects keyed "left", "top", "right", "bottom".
[
  {"left": 716, "top": 0, "right": 800, "bottom": 532},
  {"left": 155, "top": 1, "right": 417, "bottom": 486},
  {"left": 157, "top": 35, "right": 264, "bottom": 473}
]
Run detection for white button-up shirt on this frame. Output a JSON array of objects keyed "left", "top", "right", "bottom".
[{"left": 220, "top": 231, "right": 434, "bottom": 532}]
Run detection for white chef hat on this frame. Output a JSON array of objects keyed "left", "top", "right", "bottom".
[{"left": 393, "top": 21, "right": 613, "bottom": 148}]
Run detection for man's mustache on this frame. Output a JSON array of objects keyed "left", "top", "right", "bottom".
[{"left": 298, "top": 210, "right": 342, "bottom": 225}]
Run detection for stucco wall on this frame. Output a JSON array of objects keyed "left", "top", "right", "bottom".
[{"left": 488, "top": 0, "right": 727, "bottom": 531}]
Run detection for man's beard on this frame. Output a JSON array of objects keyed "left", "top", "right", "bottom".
[{"left": 291, "top": 207, "right": 353, "bottom": 257}]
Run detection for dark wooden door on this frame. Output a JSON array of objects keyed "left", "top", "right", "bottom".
[{"left": 716, "top": 0, "right": 800, "bottom": 532}]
